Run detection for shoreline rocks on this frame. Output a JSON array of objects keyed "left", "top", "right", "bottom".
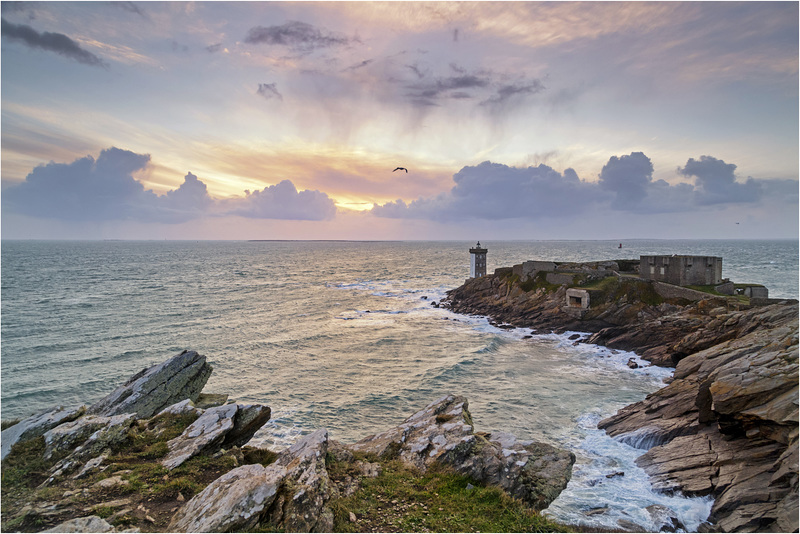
[
  {"left": 3, "top": 351, "right": 574, "bottom": 533},
  {"left": 446, "top": 270, "right": 799, "bottom": 532}
]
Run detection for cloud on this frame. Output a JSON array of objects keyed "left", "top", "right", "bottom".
[
  {"left": 2, "top": 147, "right": 155, "bottom": 221},
  {"left": 371, "top": 152, "right": 787, "bottom": 221},
  {"left": 257, "top": 83, "right": 283, "bottom": 101},
  {"left": 244, "top": 20, "right": 354, "bottom": 53},
  {"left": 1, "top": 18, "right": 107, "bottom": 67},
  {"left": 3, "top": 148, "right": 338, "bottom": 223},
  {"left": 206, "top": 43, "right": 223, "bottom": 53},
  {"left": 679, "top": 155, "right": 762, "bottom": 204},
  {"left": 598, "top": 151, "right": 654, "bottom": 207},
  {"left": 230, "top": 180, "right": 337, "bottom": 221},
  {"left": 108, "top": 2, "right": 147, "bottom": 18},
  {"left": 372, "top": 160, "right": 599, "bottom": 221}
]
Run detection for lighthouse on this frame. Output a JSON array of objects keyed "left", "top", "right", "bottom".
[{"left": 469, "top": 242, "right": 487, "bottom": 278}]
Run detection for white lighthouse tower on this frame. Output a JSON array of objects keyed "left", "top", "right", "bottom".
[{"left": 469, "top": 242, "right": 487, "bottom": 278}]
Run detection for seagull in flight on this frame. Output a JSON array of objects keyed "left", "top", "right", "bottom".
[{"left": 393, "top": 167, "right": 408, "bottom": 173}]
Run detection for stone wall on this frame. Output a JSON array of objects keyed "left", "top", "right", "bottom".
[
  {"left": 640, "top": 256, "right": 722, "bottom": 286},
  {"left": 651, "top": 281, "right": 717, "bottom": 302},
  {"left": 546, "top": 273, "right": 575, "bottom": 286}
]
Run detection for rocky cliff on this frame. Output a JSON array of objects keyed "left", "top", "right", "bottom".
[{"left": 445, "top": 270, "right": 799, "bottom": 532}]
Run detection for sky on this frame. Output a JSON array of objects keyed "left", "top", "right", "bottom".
[{"left": 1, "top": 1, "right": 798, "bottom": 240}]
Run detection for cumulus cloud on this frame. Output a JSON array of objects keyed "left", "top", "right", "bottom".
[
  {"left": 231, "top": 180, "right": 337, "bottom": 221},
  {"left": 2, "top": 147, "right": 155, "bottom": 221},
  {"left": 244, "top": 21, "right": 354, "bottom": 53},
  {"left": 372, "top": 160, "right": 599, "bottom": 221},
  {"left": 679, "top": 155, "right": 761, "bottom": 204},
  {"left": 1, "top": 18, "right": 107, "bottom": 67},
  {"left": 257, "top": 82, "right": 283, "bottom": 101},
  {"left": 372, "top": 152, "right": 786, "bottom": 221},
  {"left": 598, "top": 151, "right": 654, "bottom": 207},
  {"left": 3, "top": 148, "right": 338, "bottom": 223}
]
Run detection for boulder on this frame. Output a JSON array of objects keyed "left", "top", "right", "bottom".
[
  {"left": 42, "top": 414, "right": 134, "bottom": 460},
  {"left": 41, "top": 413, "right": 136, "bottom": 486},
  {"left": 350, "top": 394, "right": 575, "bottom": 510},
  {"left": 161, "top": 404, "right": 237, "bottom": 470},
  {"left": 161, "top": 403, "right": 271, "bottom": 470},
  {"left": 87, "top": 350, "right": 212, "bottom": 419},
  {"left": 42, "top": 516, "right": 115, "bottom": 532},
  {"left": 1, "top": 405, "right": 85, "bottom": 460},
  {"left": 169, "top": 428, "right": 331, "bottom": 533}
]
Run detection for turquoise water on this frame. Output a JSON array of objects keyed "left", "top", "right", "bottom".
[{"left": 2, "top": 239, "right": 796, "bottom": 530}]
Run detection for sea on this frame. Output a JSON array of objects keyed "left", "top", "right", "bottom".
[{"left": 2, "top": 239, "right": 797, "bottom": 531}]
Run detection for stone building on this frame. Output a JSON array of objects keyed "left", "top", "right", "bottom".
[
  {"left": 469, "top": 242, "right": 487, "bottom": 278},
  {"left": 639, "top": 255, "right": 722, "bottom": 286}
]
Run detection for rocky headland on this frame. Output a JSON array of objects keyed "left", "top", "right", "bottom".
[
  {"left": 444, "top": 261, "right": 798, "bottom": 532},
  {"left": 1, "top": 350, "right": 574, "bottom": 533}
]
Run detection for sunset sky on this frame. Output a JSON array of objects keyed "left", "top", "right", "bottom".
[{"left": 2, "top": 1, "right": 798, "bottom": 240}]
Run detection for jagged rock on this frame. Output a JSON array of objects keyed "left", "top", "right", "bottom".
[
  {"left": 600, "top": 305, "right": 798, "bottom": 532},
  {"left": 87, "top": 350, "right": 212, "bottom": 419},
  {"left": 168, "top": 463, "right": 284, "bottom": 532},
  {"left": 194, "top": 393, "right": 229, "bottom": 409},
  {"left": 1, "top": 405, "right": 85, "bottom": 460},
  {"left": 161, "top": 403, "right": 270, "bottom": 470},
  {"left": 42, "top": 414, "right": 135, "bottom": 460},
  {"left": 169, "top": 429, "right": 331, "bottom": 533},
  {"left": 265, "top": 428, "right": 333, "bottom": 532},
  {"left": 227, "top": 404, "right": 272, "bottom": 448},
  {"left": 42, "top": 516, "right": 116, "bottom": 532},
  {"left": 646, "top": 504, "right": 685, "bottom": 532},
  {"left": 156, "top": 399, "right": 203, "bottom": 417},
  {"left": 162, "top": 404, "right": 237, "bottom": 470},
  {"left": 350, "top": 394, "right": 575, "bottom": 510}
]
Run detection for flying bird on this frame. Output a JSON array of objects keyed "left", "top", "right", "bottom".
[{"left": 393, "top": 167, "right": 408, "bottom": 173}]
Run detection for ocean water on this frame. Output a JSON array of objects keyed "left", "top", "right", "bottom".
[{"left": 2, "top": 239, "right": 797, "bottom": 531}]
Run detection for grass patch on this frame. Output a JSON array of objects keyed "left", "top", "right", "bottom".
[
  {"left": 329, "top": 460, "right": 568, "bottom": 533},
  {"left": 519, "top": 271, "right": 561, "bottom": 294},
  {"left": 581, "top": 278, "right": 664, "bottom": 307},
  {"left": 687, "top": 285, "right": 750, "bottom": 303}
]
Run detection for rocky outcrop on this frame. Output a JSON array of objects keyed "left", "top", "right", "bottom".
[
  {"left": 168, "top": 428, "right": 332, "bottom": 533},
  {"left": 87, "top": 350, "right": 212, "bottom": 419},
  {"left": 350, "top": 394, "right": 575, "bottom": 511},
  {"left": 161, "top": 403, "right": 271, "bottom": 470},
  {"left": 598, "top": 303, "right": 798, "bottom": 532},
  {"left": 447, "top": 268, "right": 798, "bottom": 532},
  {"left": 1, "top": 405, "right": 85, "bottom": 460},
  {"left": 168, "top": 396, "right": 574, "bottom": 531}
]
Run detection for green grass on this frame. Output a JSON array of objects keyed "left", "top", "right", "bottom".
[{"left": 329, "top": 460, "right": 569, "bottom": 533}]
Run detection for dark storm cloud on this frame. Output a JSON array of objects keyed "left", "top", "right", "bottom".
[
  {"left": 679, "top": 155, "right": 761, "bottom": 204},
  {"left": 1, "top": 18, "right": 107, "bottom": 67},
  {"left": 231, "top": 181, "right": 337, "bottom": 221},
  {"left": 244, "top": 21, "right": 353, "bottom": 53},
  {"left": 3, "top": 148, "right": 339, "bottom": 223},
  {"left": 257, "top": 83, "right": 283, "bottom": 101},
  {"left": 372, "top": 152, "right": 782, "bottom": 221}
]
